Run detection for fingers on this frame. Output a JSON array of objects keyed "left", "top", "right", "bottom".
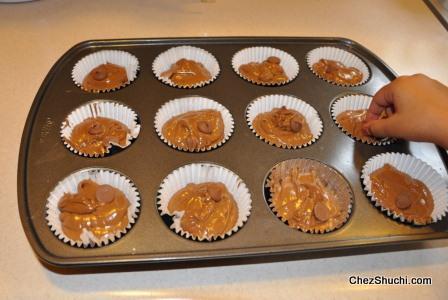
[
  {"left": 363, "top": 116, "right": 400, "bottom": 138},
  {"left": 366, "top": 77, "right": 404, "bottom": 122}
]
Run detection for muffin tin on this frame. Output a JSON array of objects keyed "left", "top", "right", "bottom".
[{"left": 18, "top": 37, "right": 448, "bottom": 270}]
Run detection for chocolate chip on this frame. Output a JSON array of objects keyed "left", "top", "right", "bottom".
[
  {"left": 395, "top": 193, "right": 412, "bottom": 210},
  {"left": 88, "top": 122, "right": 105, "bottom": 135},
  {"left": 313, "top": 202, "right": 330, "bottom": 222},
  {"left": 77, "top": 180, "right": 91, "bottom": 191},
  {"left": 267, "top": 56, "right": 281, "bottom": 64},
  {"left": 207, "top": 185, "right": 222, "bottom": 202},
  {"left": 95, "top": 184, "right": 115, "bottom": 203},
  {"left": 92, "top": 69, "right": 107, "bottom": 81},
  {"left": 197, "top": 121, "right": 212, "bottom": 134},
  {"left": 290, "top": 117, "right": 302, "bottom": 133}
]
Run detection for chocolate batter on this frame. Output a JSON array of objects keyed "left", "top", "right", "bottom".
[
  {"left": 312, "top": 59, "right": 363, "bottom": 85},
  {"left": 239, "top": 56, "right": 288, "bottom": 84},
  {"left": 269, "top": 165, "right": 350, "bottom": 232},
  {"left": 67, "top": 117, "right": 129, "bottom": 156},
  {"left": 370, "top": 164, "right": 434, "bottom": 224},
  {"left": 58, "top": 179, "right": 130, "bottom": 241},
  {"left": 82, "top": 63, "right": 128, "bottom": 92},
  {"left": 167, "top": 182, "right": 239, "bottom": 239},
  {"left": 336, "top": 109, "right": 376, "bottom": 143},
  {"left": 252, "top": 106, "right": 313, "bottom": 147},
  {"left": 162, "top": 109, "right": 224, "bottom": 151},
  {"left": 161, "top": 58, "right": 212, "bottom": 86}
]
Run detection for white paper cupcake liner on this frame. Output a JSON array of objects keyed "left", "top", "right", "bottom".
[
  {"left": 306, "top": 47, "right": 370, "bottom": 87},
  {"left": 46, "top": 168, "right": 141, "bottom": 248},
  {"left": 154, "top": 96, "right": 234, "bottom": 152},
  {"left": 361, "top": 152, "right": 448, "bottom": 225},
  {"left": 331, "top": 94, "right": 396, "bottom": 145},
  {"left": 157, "top": 163, "right": 252, "bottom": 241},
  {"left": 72, "top": 50, "right": 140, "bottom": 92},
  {"left": 152, "top": 46, "right": 220, "bottom": 88},
  {"left": 266, "top": 158, "right": 353, "bottom": 233},
  {"left": 246, "top": 94, "right": 323, "bottom": 149},
  {"left": 232, "top": 46, "right": 299, "bottom": 86},
  {"left": 61, "top": 100, "right": 141, "bottom": 157}
]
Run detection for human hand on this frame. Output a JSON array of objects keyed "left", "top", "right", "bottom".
[{"left": 363, "top": 74, "right": 448, "bottom": 149}]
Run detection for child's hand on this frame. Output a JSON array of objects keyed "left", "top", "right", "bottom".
[{"left": 363, "top": 74, "right": 448, "bottom": 149}]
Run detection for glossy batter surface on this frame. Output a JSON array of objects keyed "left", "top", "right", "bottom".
[
  {"left": 161, "top": 58, "right": 211, "bottom": 86},
  {"left": 312, "top": 59, "right": 363, "bottom": 85},
  {"left": 82, "top": 63, "right": 128, "bottom": 91}
]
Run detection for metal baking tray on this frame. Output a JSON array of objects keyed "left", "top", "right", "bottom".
[{"left": 18, "top": 37, "right": 448, "bottom": 271}]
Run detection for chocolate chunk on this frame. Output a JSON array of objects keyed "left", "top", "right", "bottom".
[
  {"left": 290, "top": 117, "right": 303, "bottom": 133},
  {"left": 186, "top": 135, "right": 199, "bottom": 149},
  {"left": 95, "top": 184, "right": 115, "bottom": 203},
  {"left": 395, "top": 193, "right": 412, "bottom": 210},
  {"left": 88, "top": 122, "right": 105, "bottom": 135},
  {"left": 197, "top": 121, "right": 212, "bottom": 134},
  {"left": 267, "top": 56, "right": 281, "bottom": 64},
  {"left": 78, "top": 180, "right": 91, "bottom": 191},
  {"left": 207, "top": 185, "right": 222, "bottom": 202},
  {"left": 92, "top": 68, "right": 107, "bottom": 81},
  {"left": 259, "top": 69, "right": 274, "bottom": 82},
  {"left": 313, "top": 201, "right": 330, "bottom": 222}
]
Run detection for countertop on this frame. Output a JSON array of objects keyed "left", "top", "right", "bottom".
[{"left": 1, "top": 0, "right": 448, "bottom": 299}]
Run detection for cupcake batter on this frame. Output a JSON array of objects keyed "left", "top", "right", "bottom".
[
  {"left": 67, "top": 117, "right": 129, "bottom": 156},
  {"left": 162, "top": 109, "right": 224, "bottom": 151},
  {"left": 370, "top": 164, "right": 434, "bottom": 224},
  {"left": 161, "top": 58, "right": 211, "bottom": 86},
  {"left": 167, "top": 182, "right": 238, "bottom": 239},
  {"left": 269, "top": 165, "right": 349, "bottom": 232},
  {"left": 336, "top": 109, "right": 377, "bottom": 143},
  {"left": 312, "top": 59, "right": 363, "bottom": 85},
  {"left": 58, "top": 179, "right": 130, "bottom": 241},
  {"left": 239, "top": 56, "right": 288, "bottom": 84},
  {"left": 82, "top": 63, "right": 128, "bottom": 92},
  {"left": 252, "top": 106, "right": 313, "bottom": 147}
]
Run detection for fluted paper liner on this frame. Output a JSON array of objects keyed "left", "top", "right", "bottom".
[
  {"left": 306, "top": 46, "right": 370, "bottom": 87},
  {"left": 232, "top": 46, "right": 299, "bottom": 86},
  {"left": 246, "top": 94, "right": 323, "bottom": 148},
  {"left": 361, "top": 152, "right": 448, "bottom": 225},
  {"left": 154, "top": 96, "right": 234, "bottom": 152},
  {"left": 157, "top": 163, "right": 252, "bottom": 241},
  {"left": 72, "top": 50, "right": 139, "bottom": 92},
  {"left": 266, "top": 158, "right": 353, "bottom": 233},
  {"left": 331, "top": 94, "right": 396, "bottom": 145},
  {"left": 152, "top": 45, "right": 220, "bottom": 88},
  {"left": 46, "top": 168, "right": 141, "bottom": 248},
  {"left": 61, "top": 100, "right": 141, "bottom": 157}
]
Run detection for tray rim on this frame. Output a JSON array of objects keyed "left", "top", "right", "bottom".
[{"left": 18, "top": 36, "right": 448, "bottom": 269}]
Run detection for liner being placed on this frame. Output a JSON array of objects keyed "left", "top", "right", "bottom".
[
  {"left": 246, "top": 94, "right": 323, "bottom": 148},
  {"left": 154, "top": 96, "right": 234, "bottom": 152},
  {"left": 72, "top": 50, "right": 140, "bottom": 92},
  {"left": 61, "top": 100, "right": 141, "bottom": 157},
  {"left": 306, "top": 46, "right": 370, "bottom": 87},
  {"left": 46, "top": 168, "right": 141, "bottom": 248},
  {"left": 331, "top": 94, "right": 396, "bottom": 145},
  {"left": 157, "top": 163, "right": 252, "bottom": 241},
  {"left": 361, "top": 152, "right": 448, "bottom": 225},
  {"left": 152, "top": 45, "right": 220, "bottom": 88},
  {"left": 232, "top": 46, "right": 299, "bottom": 86},
  {"left": 266, "top": 158, "right": 353, "bottom": 233}
]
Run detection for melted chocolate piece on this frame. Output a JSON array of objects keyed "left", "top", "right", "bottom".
[
  {"left": 82, "top": 63, "right": 128, "bottom": 92},
  {"left": 312, "top": 59, "right": 363, "bottom": 85},
  {"left": 268, "top": 165, "right": 350, "bottom": 232},
  {"left": 162, "top": 109, "right": 224, "bottom": 151},
  {"left": 58, "top": 179, "right": 130, "bottom": 241},
  {"left": 67, "top": 117, "right": 130, "bottom": 156},
  {"left": 239, "top": 56, "right": 288, "bottom": 84},
  {"left": 252, "top": 106, "right": 313, "bottom": 147},
  {"left": 370, "top": 164, "right": 434, "bottom": 224},
  {"left": 167, "top": 182, "right": 239, "bottom": 239},
  {"left": 161, "top": 58, "right": 211, "bottom": 87}
]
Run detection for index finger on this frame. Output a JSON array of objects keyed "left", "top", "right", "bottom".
[{"left": 366, "top": 81, "right": 397, "bottom": 122}]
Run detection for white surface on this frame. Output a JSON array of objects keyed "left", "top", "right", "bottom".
[{"left": 1, "top": 0, "right": 448, "bottom": 299}]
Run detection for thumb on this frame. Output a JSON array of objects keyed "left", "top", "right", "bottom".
[{"left": 363, "top": 117, "right": 398, "bottom": 138}]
